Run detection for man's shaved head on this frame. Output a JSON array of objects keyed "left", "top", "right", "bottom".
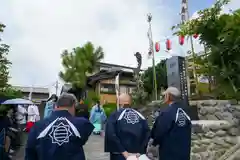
[{"left": 119, "top": 93, "right": 132, "bottom": 106}]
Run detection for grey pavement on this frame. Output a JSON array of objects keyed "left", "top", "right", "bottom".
[
  {"left": 13, "top": 134, "right": 109, "bottom": 160},
  {"left": 84, "top": 135, "right": 109, "bottom": 160}
]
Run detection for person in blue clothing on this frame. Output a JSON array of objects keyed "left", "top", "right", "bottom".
[
  {"left": 150, "top": 87, "right": 192, "bottom": 160},
  {"left": 89, "top": 101, "right": 106, "bottom": 135},
  {"left": 105, "top": 93, "right": 150, "bottom": 160},
  {"left": 25, "top": 93, "right": 94, "bottom": 160},
  {"left": 43, "top": 94, "right": 58, "bottom": 119}
]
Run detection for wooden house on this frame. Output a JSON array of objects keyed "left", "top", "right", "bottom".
[{"left": 61, "top": 62, "right": 140, "bottom": 104}]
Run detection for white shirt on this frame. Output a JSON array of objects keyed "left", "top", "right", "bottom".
[
  {"left": 16, "top": 105, "right": 27, "bottom": 124},
  {"left": 27, "top": 105, "right": 40, "bottom": 122}
]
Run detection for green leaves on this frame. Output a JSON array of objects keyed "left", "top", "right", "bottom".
[
  {"left": 131, "top": 59, "right": 167, "bottom": 104},
  {"left": 0, "top": 23, "right": 11, "bottom": 91},
  {"left": 59, "top": 42, "right": 104, "bottom": 89},
  {"left": 0, "top": 23, "right": 23, "bottom": 100},
  {"left": 172, "top": 0, "right": 240, "bottom": 98},
  {"left": 142, "top": 60, "right": 168, "bottom": 98}
]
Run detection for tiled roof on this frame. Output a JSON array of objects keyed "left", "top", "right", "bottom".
[
  {"left": 98, "top": 62, "right": 144, "bottom": 72},
  {"left": 13, "top": 86, "right": 49, "bottom": 94}
]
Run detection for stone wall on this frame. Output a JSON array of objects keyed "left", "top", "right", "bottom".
[
  {"left": 190, "top": 100, "right": 240, "bottom": 125},
  {"left": 191, "top": 121, "right": 240, "bottom": 160},
  {"left": 147, "top": 100, "right": 240, "bottom": 160},
  {"left": 190, "top": 100, "right": 240, "bottom": 160}
]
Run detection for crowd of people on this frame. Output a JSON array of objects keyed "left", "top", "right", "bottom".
[
  {"left": 0, "top": 102, "right": 40, "bottom": 159},
  {"left": 1, "top": 86, "right": 192, "bottom": 160}
]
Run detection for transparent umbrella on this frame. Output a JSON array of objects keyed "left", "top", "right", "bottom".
[{"left": 1, "top": 98, "right": 34, "bottom": 105}]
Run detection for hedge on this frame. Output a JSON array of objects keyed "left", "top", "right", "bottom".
[
  {"left": 0, "top": 89, "right": 23, "bottom": 117},
  {"left": 84, "top": 101, "right": 117, "bottom": 117},
  {"left": 103, "top": 103, "right": 117, "bottom": 117}
]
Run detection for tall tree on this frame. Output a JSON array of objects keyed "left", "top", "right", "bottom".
[
  {"left": 173, "top": 0, "right": 240, "bottom": 98},
  {"left": 0, "top": 23, "right": 22, "bottom": 103},
  {"left": 142, "top": 60, "right": 168, "bottom": 98},
  {"left": 0, "top": 23, "right": 11, "bottom": 91},
  {"left": 131, "top": 52, "right": 148, "bottom": 105},
  {"left": 190, "top": 50, "right": 215, "bottom": 93},
  {"left": 59, "top": 42, "right": 104, "bottom": 88}
]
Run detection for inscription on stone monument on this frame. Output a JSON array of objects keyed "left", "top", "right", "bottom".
[{"left": 166, "top": 56, "right": 189, "bottom": 105}]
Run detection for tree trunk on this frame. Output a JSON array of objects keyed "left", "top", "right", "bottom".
[{"left": 220, "top": 56, "right": 237, "bottom": 93}]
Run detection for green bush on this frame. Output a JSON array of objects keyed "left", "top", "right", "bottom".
[
  {"left": 83, "top": 99, "right": 90, "bottom": 107},
  {"left": 84, "top": 89, "right": 99, "bottom": 108},
  {"left": 0, "top": 88, "right": 22, "bottom": 117},
  {"left": 103, "top": 103, "right": 116, "bottom": 117},
  {"left": 87, "top": 103, "right": 116, "bottom": 117},
  {"left": 0, "top": 88, "right": 22, "bottom": 99}
]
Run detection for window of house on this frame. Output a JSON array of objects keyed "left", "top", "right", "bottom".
[
  {"left": 120, "top": 86, "right": 127, "bottom": 94},
  {"left": 100, "top": 84, "right": 115, "bottom": 94},
  {"left": 128, "top": 87, "right": 134, "bottom": 94}
]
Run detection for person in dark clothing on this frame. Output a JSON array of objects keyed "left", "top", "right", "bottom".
[
  {"left": 25, "top": 93, "right": 94, "bottom": 160},
  {"left": 75, "top": 100, "right": 89, "bottom": 119},
  {"left": 0, "top": 107, "right": 12, "bottom": 160},
  {"left": 105, "top": 93, "right": 150, "bottom": 160},
  {"left": 11, "top": 105, "right": 23, "bottom": 150},
  {"left": 150, "top": 87, "right": 192, "bottom": 160}
]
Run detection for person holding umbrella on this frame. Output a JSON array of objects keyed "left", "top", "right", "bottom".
[{"left": 1, "top": 98, "right": 35, "bottom": 157}]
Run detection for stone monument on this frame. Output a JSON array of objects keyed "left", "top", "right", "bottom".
[{"left": 166, "top": 56, "right": 198, "bottom": 120}]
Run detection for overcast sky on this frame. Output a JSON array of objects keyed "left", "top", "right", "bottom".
[{"left": 0, "top": 0, "right": 239, "bottom": 92}]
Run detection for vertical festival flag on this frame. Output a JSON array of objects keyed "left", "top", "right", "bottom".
[
  {"left": 28, "top": 86, "right": 33, "bottom": 100},
  {"left": 147, "top": 29, "right": 154, "bottom": 59},
  {"left": 115, "top": 73, "right": 120, "bottom": 109}
]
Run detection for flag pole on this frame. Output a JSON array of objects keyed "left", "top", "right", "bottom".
[
  {"left": 28, "top": 85, "right": 33, "bottom": 100},
  {"left": 115, "top": 73, "right": 120, "bottom": 110},
  {"left": 147, "top": 13, "right": 158, "bottom": 100}
]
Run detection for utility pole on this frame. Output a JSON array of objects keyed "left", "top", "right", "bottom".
[
  {"left": 29, "top": 84, "right": 33, "bottom": 100},
  {"left": 147, "top": 13, "right": 158, "bottom": 100},
  {"left": 55, "top": 80, "right": 59, "bottom": 95},
  {"left": 181, "top": 0, "right": 198, "bottom": 95}
]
